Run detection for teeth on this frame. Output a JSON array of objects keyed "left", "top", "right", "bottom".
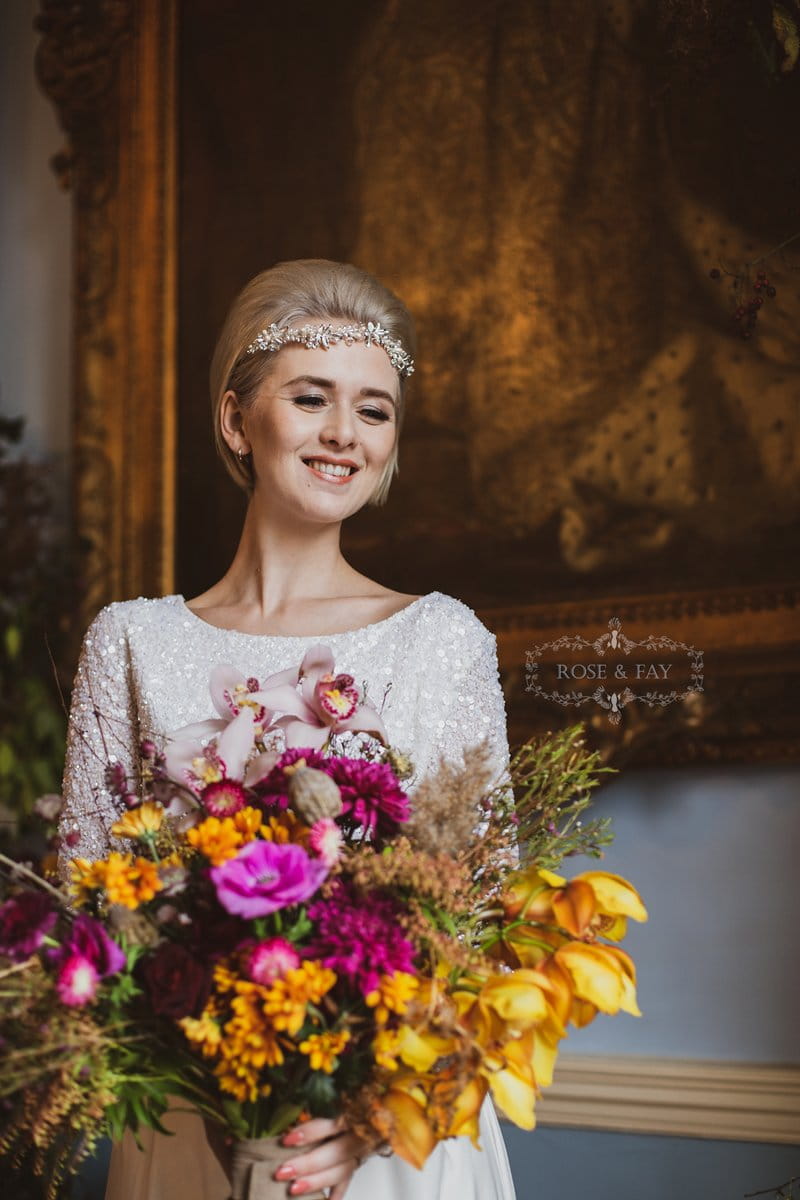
[{"left": 305, "top": 460, "right": 354, "bottom": 477}]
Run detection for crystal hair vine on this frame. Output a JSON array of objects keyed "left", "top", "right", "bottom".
[{"left": 244, "top": 321, "right": 415, "bottom": 378}]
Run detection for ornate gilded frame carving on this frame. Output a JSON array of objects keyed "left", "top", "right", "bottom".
[
  {"left": 35, "top": 1, "right": 800, "bottom": 765},
  {"left": 35, "top": 0, "right": 177, "bottom": 623}
]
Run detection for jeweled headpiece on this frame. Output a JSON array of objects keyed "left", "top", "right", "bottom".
[{"left": 244, "top": 321, "right": 414, "bottom": 378}]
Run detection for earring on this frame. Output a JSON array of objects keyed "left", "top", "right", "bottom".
[{"left": 237, "top": 448, "right": 248, "bottom": 461}]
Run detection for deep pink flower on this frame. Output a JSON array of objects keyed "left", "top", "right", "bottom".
[
  {"left": 61, "top": 914, "right": 125, "bottom": 977},
  {"left": 0, "top": 891, "right": 57, "bottom": 962},
  {"left": 308, "top": 818, "right": 343, "bottom": 867},
  {"left": 246, "top": 937, "right": 300, "bottom": 984},
  {"left": 202, "top": 779, "right": 247, "bottom": 818},
  {"left": 327, "top": 758, "right": 410, "bottom": 839},
  {"left": 210, "top": 841, "right": 328, "bottom": 918},
  {"left": 306, "top": 882, "right": 416, "bottom": 996},
  {"left": 256, "top": 748, "right": 408, "bottom": 841},
  {"left": 57, "top": 954, "right": 99, "bottom": 1006}
]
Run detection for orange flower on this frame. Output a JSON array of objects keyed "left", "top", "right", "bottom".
[
  {"left": 186, "top": 807, "right": 262, "bottom": 866},
  {"left": 261, "top": 960, "right": 337, "bottom": 1036},
  {"left": 74, "top": 851, "right": 162, "bottom": 910},
  {"left": 299, "top": 1030, "right": 351, "bottom": 1072}
]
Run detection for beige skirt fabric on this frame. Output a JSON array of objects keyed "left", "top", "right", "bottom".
[{"left": 104, "top": 1098, "right": 517, "bottom": 1200}]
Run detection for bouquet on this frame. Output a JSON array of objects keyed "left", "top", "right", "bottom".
[{"left": 0, "top": 644, "right": 647, "bottom": 1199}]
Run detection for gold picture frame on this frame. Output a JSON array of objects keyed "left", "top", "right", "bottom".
[{"left": 36, "top": 0, "right": 800, "bottom": 766}]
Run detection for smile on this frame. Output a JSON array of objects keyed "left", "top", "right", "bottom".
[{"left": 303, "top": 458, "right": 359, "bottom": 483}]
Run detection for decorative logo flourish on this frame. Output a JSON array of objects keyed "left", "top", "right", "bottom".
[{"left": 525, "top": 617, "right": 704, "bottom": 725}]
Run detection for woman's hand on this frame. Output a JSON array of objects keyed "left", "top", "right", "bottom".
[{"left": 275, "top": 1114, "right": 369, "bottom": 1199}]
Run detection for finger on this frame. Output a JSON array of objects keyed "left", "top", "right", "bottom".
[
  {"left": 287, "top": 1158, "right": 355, "bottom": 1196},
  {"left": 286, "top": 1132, "right": 362, "bottom": 1178},
  {"left": 283, "top": 1115, "right": 340, "bottom": 1146}
]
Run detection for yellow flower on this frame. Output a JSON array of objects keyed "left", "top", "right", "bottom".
[
  {"left": 232, "top": 806, "right": 263, "bottom": 840},
  {"left": 394, "top": 1026, "right": 457, "bottom": 1074},
  {"left": 478, "top": 969, "right": 551, "bottom": 1031},
  {"left": 372, "top": 1027, "right": 401, "bottom": 1071},
  {"left": 69, "top": 857, "right": 105, "bottom": 906},
  {"left": 374, "top": 1086, "right": 436, "bottom": 1170},
  {"left": 111, "top": 801, "right": 164, "bottom": 840},
  {"left": 555, "top": 942, "right": 641, "bottom": 1018},
  {"left": 365, "top": 971, "right": 419, "bottom": 1025},
  {"left": 179, "top": 1006, "right": 222, "bottom": 1059},
  {"left": 481, "top": 1032, "right": 538, "bottom": 1130},
  {"left": 78, "top": 851, "right": 162, "bottom": 909},
  {"left": 186, "top": 816, "right": 242, "bottom": 865},
  {"left": 259, "top": 810, "right": 309, "bottom": 845},
  {"left": 571, "top": 870, "right": 648, "bottom": 940},
  {"left": 299, "top": 1029, "right": 351, "bottom": 1072},
  {"left": 262, "top": 961, "right": 337, "bottom": 1036}
]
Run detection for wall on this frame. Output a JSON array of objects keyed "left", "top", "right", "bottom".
[
  {"left": 0, "top": 0, "right": 71, "bottom": 465},
  {"left": 2, "top": 3, "right": 797, "bottom": 1198}
]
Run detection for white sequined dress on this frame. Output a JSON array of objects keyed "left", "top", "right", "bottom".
[{"left": 59, "top": 591, "right": 517, "bottom": 1200}]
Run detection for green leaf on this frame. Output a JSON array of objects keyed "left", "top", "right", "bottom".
[{"left": 4, "top": 625, "right": 21, "bottom": 659}]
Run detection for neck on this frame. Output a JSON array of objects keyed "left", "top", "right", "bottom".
[{"left": 211, "top": 492, "right": 360, "bottom": 614}]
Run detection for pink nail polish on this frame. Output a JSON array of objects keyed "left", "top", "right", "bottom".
[
  {"left": 282, "top": 1130, "right": 303, "bottom": 1146},
  {"left": 289, "top": 1182, "right": 308, "bottom": 1196},
  {"left": 274, "top": 1164, "right": 296, "bottom": 1179}
]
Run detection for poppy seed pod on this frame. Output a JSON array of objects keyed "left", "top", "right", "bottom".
[{"left": 287, "top": 766, "right": 343, "bottom": 823}]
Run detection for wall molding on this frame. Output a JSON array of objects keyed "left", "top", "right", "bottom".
[{"left": 533, "top": 1055, "right": 800, "bottom": 1145}]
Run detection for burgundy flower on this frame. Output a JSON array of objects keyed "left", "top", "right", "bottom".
[
  {"left": 141, "top": 942, "right": 211, "bottom": 1019},
  {"left": 0, "top": 891, "right": 57, "bottom": 962},
  {"left": 210, "top": 841, "right": 328, "bottom": 919},
  {"left": 306, "top": 881, "right": 416, "bottom": 997}
]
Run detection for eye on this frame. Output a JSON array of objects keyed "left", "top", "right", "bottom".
[
  {"left": 294, "top": 395, "right": 326, "bottom": 408},
  {"left": 360, "top": 407, "right": 392, "bottom": 422}
]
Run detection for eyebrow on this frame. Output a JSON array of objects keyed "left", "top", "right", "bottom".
[{"left": 281, "top": 374, "right": 397, "bottom": 407}]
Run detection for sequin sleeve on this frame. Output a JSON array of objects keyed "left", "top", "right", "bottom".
[
  {"left": 57, "top": 604, "right": 140, "bottom": 877},
  {"left": 429, "top": 615, "right": 513, "bottom": 799}
]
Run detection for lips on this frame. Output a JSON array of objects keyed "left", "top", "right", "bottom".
[{"left": 302, "top": 458, "right": 359, "bottom": 483}]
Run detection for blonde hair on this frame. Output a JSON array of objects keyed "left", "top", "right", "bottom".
[{"left": 210, "top": 259, "right": 416, "bottom": 505}]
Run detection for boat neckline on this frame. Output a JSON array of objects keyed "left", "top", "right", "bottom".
[{"left": 172, "top": 591, "right": 440, "bottom": 641}]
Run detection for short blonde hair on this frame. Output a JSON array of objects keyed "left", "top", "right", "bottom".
[{"left": 210, "top": 259, "right": 416, "bottom": 505}]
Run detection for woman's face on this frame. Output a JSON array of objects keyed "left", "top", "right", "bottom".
[{"left": 237, "top": 338, "right": 400, "bottom": 524}]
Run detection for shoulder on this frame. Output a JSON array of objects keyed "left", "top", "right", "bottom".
[
  {"left": 81, "top": 595, "right": 183, "bottom": 642},
  {"left": 419, "top": 591, "right": 497, "bottom": 653}
]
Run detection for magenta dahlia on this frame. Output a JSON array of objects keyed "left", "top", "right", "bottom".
[
  {"left": 306, "top": 881, "right": 416, "bottom": 996},
  {"left": 326, "top": 758, "right": 410, "bottom": 839}
]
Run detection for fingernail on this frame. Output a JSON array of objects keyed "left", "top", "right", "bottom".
[
  {"left": 274, "top": 1164, "right": 296, "bottom": 1179},
  {"left": 282, "top": 1130, "right": 303, "bottom": 1146},
  {"left": 289, "top": 1183, "right": 308, "bottom": 1196}
]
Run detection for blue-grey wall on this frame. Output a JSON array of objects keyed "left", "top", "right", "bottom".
[
  {"left": 557, "top": 762, "right": 799, "bottom": 1062},
  {"left": 503, "top": 1127, "right": 799, "bottom": 1200}
]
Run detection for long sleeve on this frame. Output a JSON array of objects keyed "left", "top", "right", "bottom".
[
  {"left": 58, "top": 604, "right": 141, "bottom": 876},
  {"left": 432, "top": 619, "right": 512, "bottom": 795}
]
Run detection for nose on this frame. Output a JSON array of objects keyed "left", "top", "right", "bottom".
[{"left": 320, "top": 401, "right": 357, "bottom": 449}]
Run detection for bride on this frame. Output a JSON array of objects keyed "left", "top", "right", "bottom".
[{"left": 59, "top": 259, "right": 517, "bottom": 1199}]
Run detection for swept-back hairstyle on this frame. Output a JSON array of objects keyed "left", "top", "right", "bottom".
[{"left": 210, "top": 258, "right": 416, "bottom": 505}]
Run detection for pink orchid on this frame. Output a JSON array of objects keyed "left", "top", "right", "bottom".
[{"left": 256, "top": 644, "right": 387, "bottom": 750}]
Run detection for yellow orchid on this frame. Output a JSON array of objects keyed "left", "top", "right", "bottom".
[
  {"left": 478, "top": 969, "right": 551, "bottom": 1031},
  {"left": 571, "top": 870, "right": 648, "bottom": 940},
  {"left": 481, "top": 1033, "right": 538, "bottom": 1129},
  {"left": 395, "top": 1026, "right": 458, "bottom": 1074},
  {"left": 376, "top": 1086, "right": 437, "bottom": 1169},
  {"left": 444, "top": 1076, "right": 486, "bottom": 1143},
  {"left": 502, "top": 867, "right": 564, "bottom": 921},
  {"left": 555, "top": 941, "right": 641, "bottom": 1018}
]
